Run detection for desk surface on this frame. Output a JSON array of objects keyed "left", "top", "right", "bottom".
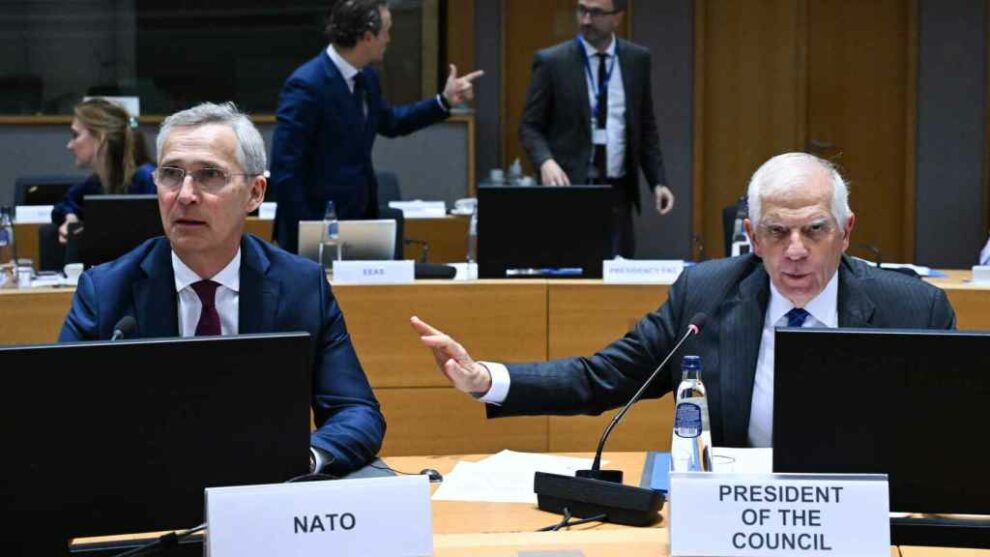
[{"left": 72, "top": 452, "right": 986, "bottom": 556}]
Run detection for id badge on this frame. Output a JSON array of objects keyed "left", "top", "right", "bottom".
[{"left": 592, "top": 128, "right": 608, "bottom": 145}]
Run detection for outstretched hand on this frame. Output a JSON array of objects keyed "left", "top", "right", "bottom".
[
  {"left": 410, "top": 315, "right": 492, "bottom": 395},
  {"left": 442, "top": 64, "right": 485, "bottom": 106}
]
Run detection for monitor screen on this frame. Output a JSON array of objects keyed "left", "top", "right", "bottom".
[
  {"left": 477, "top": 185, "right": 615, "bottom": 279},
  {"left": 0, "top": 333, "right": 312, "bottom": 555},
  {"left": 78, "top": 194, "right": 164, "bottom": 268},
  {"left": 774, "top": 328, "right": 990, "bottom": 547}
]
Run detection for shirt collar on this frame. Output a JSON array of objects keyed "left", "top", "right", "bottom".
[
  {"left": 578, "top": 34, "right": 616, "bottom": 58},
  {"left": 326, "top": 44, "right": 360, "bottom": 83},
  {"left": 171, "top": 249, "right": 241, "bottom": 294},
  {"left": 766, "top": 270, "right": 839, "bottom": 328}
]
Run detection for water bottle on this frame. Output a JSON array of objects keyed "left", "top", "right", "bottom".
[
  {"left": 0, "top": 207, "right": 17, "bottom": 289},
  {"left": 730, "top": 196, "right": 752, "bottom": 257},
  {"left": 318, "top": 201, "right": 340, "bottom": 268},
  {"left": 671, "top": 355, "right": 713, "bottom": 472},
  {"left": 466, "top": 204, "right": 478, "bottom": 263}
]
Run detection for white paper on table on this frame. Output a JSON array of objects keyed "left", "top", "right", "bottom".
[
  {"left": 711, "top": 447, "right": 773, "bottom": 474},
  {"left": 431, "top": 450, "right": 600, "bottom": 504}
]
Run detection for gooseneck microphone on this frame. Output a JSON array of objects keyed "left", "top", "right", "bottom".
[
  {"left": 584, "top": 312, "right": 707, "bottom": 479},
  {"left": 110, "top": 316, "right": 137, "bottom": 341},
  {"left": 533, "top": 313, "right": 708, "bottom": 526}
]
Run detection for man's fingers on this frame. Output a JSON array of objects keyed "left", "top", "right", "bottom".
[
  {"left": 448, "top": 64, "right": 457, "bottom": 80},
  {"left": 410, "top": 315, "right": 443, "bottom": 336},
  {"left": 460, "top": 70, "right": 484, "bottom": 83}
]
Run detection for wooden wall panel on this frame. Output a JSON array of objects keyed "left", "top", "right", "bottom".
[
  {"left": 445, "top": 0, "right": 476, "bottom": 77},
  {"left": 696, "top": 0, "right": 806, "bottom": 257},
  {"left": 806, "top": 0, "right": 913, "bottom": 261}
]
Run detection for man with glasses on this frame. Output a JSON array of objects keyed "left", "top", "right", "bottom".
[
  {"left": 412, "top": 152, "right": 955, "bottom": 449},
  {"left": 59, "top": 102, "right": 385, "bottom": 475},
  {"left": 520, "top": 0, "right": 673, "bottom": 258}
]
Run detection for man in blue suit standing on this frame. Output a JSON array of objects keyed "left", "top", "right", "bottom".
[
  {"left": 271, "top": 0, "right": 483, "bottom": 252},
  {"left": 60, "top": 102, "right": 384, "bottom": 475}
]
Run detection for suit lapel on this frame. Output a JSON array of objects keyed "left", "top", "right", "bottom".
[
  {"left": 132, "top": 238, "right": 179, "bottom": 338},
  {"left": 569, "top": 40, "right": 592, "bottom": 137},
  {"left": 617, "top": 40, "right": 634, "bottom": 136},
  {"left": 239, "top": 236, "right": 279, "bottom": 334},
  {"left": 837, "top": 256, "right": 876, "bottom": 327},
  {"left": 718, "top": 264, "right": 770, "bottom": 446},
  {"left": 322, "top": 52, "right": 367, "bottom": 133}
]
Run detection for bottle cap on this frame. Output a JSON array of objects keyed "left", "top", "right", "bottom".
[{"left": 682, "top": 355, "right": 702, "bottom": 370}]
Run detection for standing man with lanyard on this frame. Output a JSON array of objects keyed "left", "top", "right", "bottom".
[{"left": 519, "top": 0, "right": 673, "bottom": 258}]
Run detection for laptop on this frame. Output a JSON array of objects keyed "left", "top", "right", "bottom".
[
  {"left": 0, "top": 333, "right": 312, "bottom": 555},
  {"left": 774, "top": 328, "right": 990, "bottom": 547},
  {"left": 297, "top": 219, "right": 397, "bottom": 262}
]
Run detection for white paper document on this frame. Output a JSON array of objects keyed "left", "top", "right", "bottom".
[
  {"left": 431, "top": 450, "right": 598, "bottom": 504},
  {"left": 711, "top": 447, "right": 773, "bottom": 474}
]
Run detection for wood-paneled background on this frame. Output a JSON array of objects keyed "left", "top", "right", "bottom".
[{"left": 445, "top": 0, "right": 925, "bottom": 261}]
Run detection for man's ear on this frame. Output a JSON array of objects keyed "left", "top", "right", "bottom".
[
  {"left": 744, "top": 218, "right": 762, "bottom": 257},
  {"left": 246, "top": 175, "right": 266, "bottom": 213}
]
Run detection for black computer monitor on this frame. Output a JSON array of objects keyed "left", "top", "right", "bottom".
[
  {"left": 78, "top": 194, "right": 164, "bottom": 267},
  {"left": 0, "top": 333, "right": 312, "bottom": 555},
  {"left": 774, "top": 328, "right": 990, "bottom": 548},
  {"left": 477, "top": 185, "right": 615, "bottom": 279}
]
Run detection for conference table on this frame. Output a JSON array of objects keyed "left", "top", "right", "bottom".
[
  {"left": 2, "top": 271, "right": 989, "bottom": 458},
  {"left": 69, "top": 452, "right": 989, "bottom": 556}
]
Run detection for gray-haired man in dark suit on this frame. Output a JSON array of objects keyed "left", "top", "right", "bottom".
[
  {"left": 411, "top": 152, "right": 956, "bottom": 448},
  {"left": 519, "top": 0, "right": 673, "bottom": 257}
]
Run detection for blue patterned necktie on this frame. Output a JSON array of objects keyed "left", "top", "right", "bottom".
[{"left": 785, "top": 308, "right": 810, "bottom": 328}]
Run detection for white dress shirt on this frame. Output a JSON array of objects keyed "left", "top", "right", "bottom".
[
  {"left": 172, "top": 250, "right": 241, "bottom": 337},
  {"left": 578, "top": 34, "right": 627, "bottom": 179},
  {"left": 325, "top": 45, "right": 448, "bottom": 114},
  {"left": 482, "top": 272, "right": 841, "bottom": 450},
  {"left": 747, "top": 272, "right": 839, "bottom": 447}
]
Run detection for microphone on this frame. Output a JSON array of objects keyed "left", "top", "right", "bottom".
[
  {"left": 110, "top": 316, "right": 137, "bottom": 341},
  {"left": 533, "top": 312, "right": 707, "bottom": 526}
]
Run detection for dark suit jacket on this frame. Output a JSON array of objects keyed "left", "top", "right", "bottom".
[
  {"left": 491, "top": 255, "right": 956, "bottom": 446},
  {"left": 519, "top": 38, "right": 667, "bottom": 209},
  {"left": 270, "top": 50, "right": 449, "bottom": 252},
  {"left": 59, "top": 234, "right": 385, "bottom": 474}
]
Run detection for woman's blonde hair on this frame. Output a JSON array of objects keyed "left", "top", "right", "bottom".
[{"left": 73, "top": 98, "right": 136, "bottom": 194}]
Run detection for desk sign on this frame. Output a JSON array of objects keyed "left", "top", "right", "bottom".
[
  {"left": 333, "top": 260, "right": 415, "bottom": 284},
  {"left": 603, "top": 260, "right": 684, "bottom": 284},
  {"left": 205, "top": 475, "right": 432, "bottom": 557},
  {"left": 670, "top": 473, "right": 889, "bottom": 557}
]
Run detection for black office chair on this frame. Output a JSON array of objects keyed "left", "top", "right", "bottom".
[
  {"left": 376, "top": 171, "right": 401, "bottom": 206},
  {"left": 14, "top": 175, "right": 83, "bottom": 206}
]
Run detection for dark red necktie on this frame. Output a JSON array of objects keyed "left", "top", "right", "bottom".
[{"left": 191, "top": 280, "right": 221, "bottom": 336}]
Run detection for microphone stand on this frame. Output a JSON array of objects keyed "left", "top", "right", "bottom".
[{"left": 533, "top": 316, "right": 705, "bottom": 526}]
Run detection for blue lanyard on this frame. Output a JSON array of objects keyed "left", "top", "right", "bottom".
[{"left": 576, "top": 36, "right": 618, "bottom": 118}]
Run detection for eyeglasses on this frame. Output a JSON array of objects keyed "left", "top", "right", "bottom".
[
  {"left": 154, "top": 166, "right": 255, "bottom": 193},
  {"left": 577, "top": 5, "right": 619, "bottom": 18}
]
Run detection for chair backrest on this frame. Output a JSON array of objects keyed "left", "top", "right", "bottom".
[
  {"left": 376, "top": 171, "right": 402, "bottom": 206},
  {"left": 378, "top": 206, "right": 405, "bottom": 260},
  {"left": 14, "top": 175, "right": 84, "bottom": 206}
]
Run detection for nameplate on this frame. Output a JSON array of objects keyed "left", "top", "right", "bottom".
[
  {"left": 205, "top": 475, "right": 432, "bottom": 557},
  {"left": 333, "top": 260, "right": 415, "bottom": 284},
  {"left": 15, "top": 205, "right": 53, "bottom": 224},
  {"left": 603, "top": 260, "right": 684, "bottom": 284},
  {"left": 670, "top": 473, "right": 889, "bottom": 557}
]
